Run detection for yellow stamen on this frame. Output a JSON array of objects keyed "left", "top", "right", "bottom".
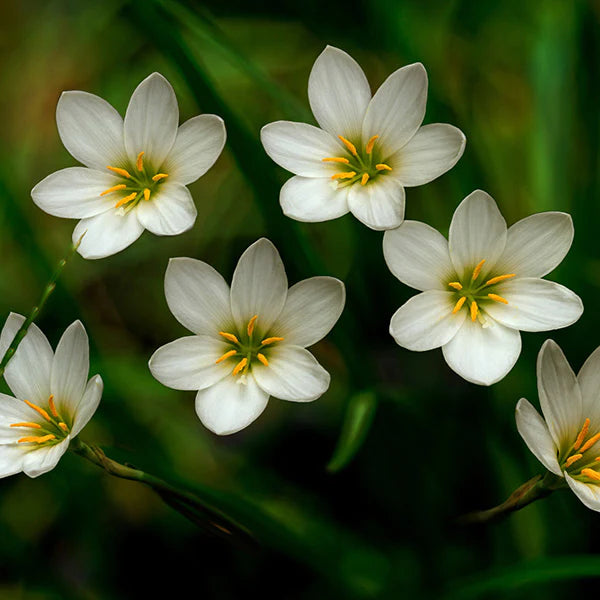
[
  {"left": 580, "top": 432, "right": 600, "bottom": 454},
  {"left": 470, "top": 300, "right": 478, "bottom": 321},
  {"left": 365, "top": 135, "right": 379, "bottom": 154},
  {"left": 232, "top": 357, "right": 248, "bottom": 376},
  {"left": 247, "top": 315, "right": 258, "bottom": 336},
  {"left": 261, "top": 337, "right": 284, "bottom": 346},
  {"left": 257, "top": 353, "right": 269, "bottom": 367},
  {"left": 565, "top": 453, "right": 583, "bottom": 468},
  {"left": 24, "top": 399, "right": 51, "bottom": 423},
  {"left": 375, "top": 163, "right": 392, "bottom": 171},
  {"left": 331, "top": 171, "right": 356, "bottom": 180},
  {"left": 216, "top": 349, "right": 237, "bottom": 364},
  {"left": 18, "top": 434, "right": 56, "bottom": 444},
  {"left": 115, "top": 193, "right": 137, "bottom": 208},
  {"left": 143, "top": 188, "right": 151, "bottom": 202},
  {"left": 219, "top": 332, "right": 240, "bottom": 344},
  {"left": 452, "top": 297, "right": 466, "bottom": 314},
  {"left": 136, "top": 151, "right": 145, "bottom": 172},
  {"left": 361, "top": 173, "right": 370, "bottom": 186},
  {"left": 448, "top": 282, "right": 463, "bottom": 291},
  {"left": 322, "top": 157, "right": 350, "bottom": 164},
  {"left": 152, "top": 173, "right": 169, "bottom": 182},
  {"left": 100, "top": 184, "right": 127, "bottom": 197},
  {"left": 581, "top": 468, "right": 600, "bottom": 481},
  {"left": 10, "top": 422, "right": 42, "bottom": 429},
  {"left": 48, "top": 395, "right": 58, "bottom": 417},
  {"left": 488, "top": 293, "right": 508, "bottom": 304},
  {"left": 58, "top": 422, "right": 68, "bottom": 432},
  {"left": 106, "top": 166, "right": 131, "bottom": 178},
  {"left": 471, "top": 259, "right": 486, "bottom": 281},
  {"left": 574, "top": 418, "right": 591, "bottom": 450},
  {"left": 596, "top": 456, "right": 600, "bottom": 461},
  {"left": 485, "top": 274, "right": 516, "bottom": 286},
  {"left": 338, "top": 135, "right": 358, "bottom": 157}
]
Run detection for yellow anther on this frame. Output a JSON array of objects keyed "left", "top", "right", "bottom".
[
  {"left": 471, "top": 259, "right": 486, "bottom": 281},
  {"left": 470, "top": 300, "right": 478, "bottom": 321},
  {"left": 106, "top": 166, "right": 131, "bottom": 178},
  {"left": 216, "top": 349, "right": 237, "bottom": 364},
  {"left": 115, "top": 193, "right": 137, "bottom": 208},
  {"left": 574, "top": 418, "right": 591, "bottom": 450},
  {"left": 48, "top": 395, "right": 58, "bottom": 417},
  {"left": 257, "top": 353, "right": 269, "bottom": 367},
  {"left": 448, "top": 282, "right": 463, "bottom": 291},
  {"left": 152, "top": 173, "right": 169, "bottom": 182},
  {"left": 100, "top": 184, "right": 127, "bottom": 197},
  {"left": 596, "top": 456, "right": 600, "bottom": 461},
  {"left": 232, "top": 357, "right": 248, "bottom": 376},
  {"left": 331, "top": 171, "right": 356, "bottom": 180},
  {"left": 219, "top": 331, "right": 240, "bottom": 344},
  {"left": 565, "top": 454, "right": 583, "bottom": 468},
  {"left": 261, "top": 337, "right": 284, "bottom": 346},
  {"left": 488, "top": 293, "right": 508, "bottom": 304},
  {"left": 581, "top": 468, "right": 600, "bottom": 481},
  {"left": 10, "top": 422, "right": 42, "bottom": 429},
  {"left": 143, "top": 188, "right": 151, "bottom": 202},
  {"left": 361, "top": 173, "right": 370, "bottom": 186},
  {"left": 136, "top": 151, "right": 145, "bottom": 172},
  {"left": 452, "top": 296, "right": 466, "bottom": 314},
  {"left": 580, "top": 432, "right": 600, "bottom": 454},
  {"left": 485, "top": 274, "right": 516, "bottom": 286},
  {"left": 338, "top": 135, "right": 358, "bottom": 157},
  {"left": 24, "top": 399, "right": 51, "bottom": 423},
  {"left": 58, "top": 422, "right": 68, "bottom": 432},
  {"left": 375, "top": 163, "right": 392, "bottom": 171},
  {"left": 322, "top": 157, "right": 350, "bottom": 164},
  {"left": 18, "top": 434, "right": 56, "bottom": 444},
  {"left": 247, "top": 315, "right": 258, "bottom": 336},
  {"left": 365, "top": 135, "right": 379, "bottom": 154}
]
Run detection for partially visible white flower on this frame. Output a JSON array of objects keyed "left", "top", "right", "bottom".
[
  {"left": 0, "top": 314, "right": 103, "bottom": 478},
  {"left": 32, "top": 73, "right": 227, "bottom": 259},
  {"left": 383, "top": 190, "right": 583, "bottom": 385},
  {"left": 261, "top": 45, "right": 465, "bottom": 231},
  {"left": 149, "top": 238, "right": 345, "bottom": 435},
  {"left": 517, "top": 340, "right": 600, "bottom": 512}
]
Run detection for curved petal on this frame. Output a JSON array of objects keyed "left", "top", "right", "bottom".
[
  {"left": 280, "top": 175, "right": 350, "bottom": 223},
  {"left": 271, "top": 277, "right": 345, "bottom": 347},
  {"left": 0, "top": 313, "right": 53, "bottom": 404},
  {"left": 73, "top": 207, "right": 144, "bottom": 259},
  {"left": 383, "top": 220, "right": 455, "bottom": 291},
  {"left": 195, "top": 376, "right": 269, "bottom": 435},
  {"left": 165, "top": 257, "right": 233, "bottom": 335},
  {"left": 71, "top": 375, "right": 103, "bottom": 437},
  {"left": 389, "top": 290, "right": 466, "bottom": 351},
  {"left": 442, "top": 316, "right": 521, "bottom": 386},
  {"left": 136, "top": 182, "right": 197, "bottom": 236},
  {"left": 149, "top": 336, "right": 230, "bottom": 391},
  {"left": 565, "top": 473, "right": 600, "bottom": 512},
  {"left": 261, "top": 121, "right": 342, "bottom": 177},
  {"left": 124, "top": 73, "right": 179, "bottom": 168},
  {"left": 362, "top": 63, "right": 427, "bottom": 156},
  {"left": 308, "top": 46, "right": 371, "bottom": 140},
  {"left": 164, "top": 114, "right": 226, "bottom": 185},
  {"left": 22, "top": 440, "right": 69, "bottom": 478},
  {"left": 495, "top": 212, "right": 574, "bottom": 278},
  {"left": 515, "top": 398, "right": 562, "bottom": 476},
  {"left": 230, "top": 239, "right": 288, "bottom": 334},
  {"left": 448, "top": 190, "right": 507, "bottom": 279},
  {"left": 484, "top": 278, "right": 583, "bottom": 332},
  {"left": 578, "top": 346, "right": 600, "bottom": 430},
  {"left": 390, "top": 123, "right": 466, "bottom": 187},
  {"left": 0, "top": 444, "right": 29, "bottom": 478},
  {"left": 347, "top": 176, "right": 405, "bottom": 231},
  {"left": 0, "top": 393, "right": 50, "bottom": 443},
  {"left": 56, "top": 91, "right": 126, "bottom": 169}
]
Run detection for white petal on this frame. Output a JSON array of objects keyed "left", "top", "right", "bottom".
[
  {"left": 31, "top": 168, "right": 120, "bottom": 219},
  {"left": 71, "top": 375, "right": 103, "bottom": 437},
  {"left": 149, "top": 336, "right": 230, "bottom": 391},
  {"left": 308, "top": 46, "right": 371, "bottom": 140},
  {"left": 124, "top": 73, "right": 179, "bottom": 169},
  {"left": 515, "top": 398, "right": 562, "bottom": 476},
  {"left": 165, "top": 257, "right": 233, "bottom": 335},
  {"left": 565, "top": 473, "right": 600, "bottom": 512},
  {"left": 280, "top": 176, "right": 350, "bottom": 223},
  {"left": 56, "top": 91, "right": 126, "bottom": 169},
  {"left": 0, "top": 393, "right": 47, "bottom": 443},
  {"left": 252, "top": 345, "right": 330, "bottom": 402},
  {"left": 495, "top": 212, "right": 574, "bottom": 278},
  {"left": 347, "top": 176, "right": 405, "bottom": 231},
  {"left": 390, "top": 123, "right": 466, "bottom": 187},
  {"left": 362, "top": 63, "right": 427, "bottom": 156},
  {"left": 271, "top": 277, "right": 345, "bottom": 347},
  {"left": 536, "top": 339, "right": 582, "bottom": 449},
  {"left": 0, "top": 313, "right": 53, "bottom": 404},
  {"left": 136, "top": 182, "right": 197, "bottom": 236},
  {"left": 22, "top": 440, "right": 69, "bottom": 478},
  {"left": 261, "top": 121, "right": 342, "bottom": 177},
  {"left": 448, "top": 190, "right": 507, "bottom": 279},
  {"left": 484, "top": 278, "right": 583, "bottom": 332},
  {"left": 164, "top": 114, "right": 226, "bottom": 184},
  {"left": 73, "top": 207, "right": 144, "bottom": 259},
  {"left": 389, "top": 290, "right": 466, "bottom": 351},
  {"left": 0, "top": 444, "right": 28, "bottom": 478},
  {"left": 383, "top": 220, "right": 455, "bottom": 291},
  {"left": 578, "top": 346, "right": 600, "bottom": 429},
  {"left": 195, "top": 376, "right": 269, "bottom": 435},
  {"left": 442, "top": 316, "right": 521, "bottom": 385},
  {"left": 230, "top": 239, "right": 288, "bottom": 334}
]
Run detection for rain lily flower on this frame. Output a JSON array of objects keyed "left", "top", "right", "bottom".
[
  {"left": 516, "top": 340, "right": 600, "bottom": 512},
  {"left": 149, "top": 238, "right": 345, "bottom": 435},
  {"left": 32, "top": 73, "right": 226, "bottom": 259},
  {"left": 0, "top": 314, "right": 103, "bottom": 478},
  {"left": 261, "top": 45, "right": 465, "bottom": 230},
  {"left": 383, "top": 190, "right": 583, "bottom": 385}
]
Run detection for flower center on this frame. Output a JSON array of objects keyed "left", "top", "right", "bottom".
[
  {"left": 561, "top": 418, "right": 600, "bottom": 482},
  {"left": 101, "top": 151, "right": 169, "bottom": 213},
  {"left": 322, "top": 134, "right": 393, "bottom": 187},
  {"left": 10, "top": 395, "right": 71, "bottom": 445}
]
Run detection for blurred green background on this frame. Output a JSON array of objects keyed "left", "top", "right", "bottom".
[{"left": 1, "top": 0, "right": 600, "bottom": 597}]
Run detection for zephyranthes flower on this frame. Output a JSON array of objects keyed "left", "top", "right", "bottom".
[
  {"left": 0, "top": 314, "right": 102, "bottom": 478},
  {"left": 32, "top": 73, "right": 226, "bottom": 259},
  {"left": 383, "top": 190, "right": 583, "bottom": 385},
  {"left": 517, "top": 340, "right": 600, "bottom": 511},
  {"left": 261, "top": 45, "right": 465, "bottom": 230},
  {"left": 149, "top": 238, "right": 345, "bottom": 435}
]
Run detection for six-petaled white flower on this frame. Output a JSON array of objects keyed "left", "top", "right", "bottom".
[
  {"left": 32, "top": 72, "right": 226, "bottom": 259},
  {"left": 261, "top": 45, "right": 466, "bottom": 230},
  {"left": 517, "top": 340, "right": 600, "bottom": 512},
  {"left": 0, "top": 314, "right": 103, "bottom": 478},
  {"left": 149, "top": 238, "right": 345, "bottom": 435},
  {"left": 383, "top": 190, "right": 583, "bottom": 385}
]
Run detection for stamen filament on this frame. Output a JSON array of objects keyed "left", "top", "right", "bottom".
[
  {"left": 452, "top": 297, "right": 466, "bottom": 314},
  {"left": 18, "top": 434, "right": 56, "bottom": 444},
  {"left": 247, "top": 315, "right": 258, "bottom": 336},
  {"left": 565, "top": 453, "right": 583, "bottom": 468},
  {"left": 375, "top": 163, "right": 392, "bottom": 171},
  {"left": 488, "top": 293, "right": 508, "bottom": 304},
  {"left": 257, "top": 353, "right": 269, "bottom": 367},
  {"left": 331, "top": 171, "right": 356, "bottom": 180},
  {"left": 471, "top": 259, "right": 486, "bottom": 281},
  {"left": 48, "top": 395, "right": 58, "bottom": 417},
  {"left": 136, "top": 151, "right": 145, "bottom": 172},
  {"left": 152, "top": 173, "right": 169, "bottom": 182},
  {"left": 574, "top": 418, "right": 591, "bottom": 450},
  {"left": 322, "top": 157, "right": 350, "bottom": 164},
  {"left": 232, "top": 357, "right": 248, "bottom": 376},
  {"left": 365, "top": 135, "right": 379, "bottom": 154},
  {"left": 115, "top": 193, "right": 137, "bottom": 208},
  {"left": 10, "top": 422, "right": 42, "bottom": 429},
  {"left": 24, "top": 399, "right": 51, "bottom": 423},
  {"left": 143, "top": 188, "right": 151, "bottom": 202},
  {"left": 338, "top": 135, "right": 358, "bottom": 157},
  {"left": 58, "top": 422, "right": 68, "bottom": 432},
  {"left": 216, "top": 349, "right": 237, "bottom": 364},
  {"left": 581, "top": 468, "right": 600, "bottom": 481},
  {"left": 261, "top": 337, "right": 284, "bottom": 346},
  {"left": 448, "top": 282, "right": 463, "bottom": 291},
  {"left": 219, "top": 332, "right": 240, "bottom": 344},
  {"left": 361, "top": 173, "right": 370, "bottom": 185},
  {"left": 580, "top": 432, "right": 600, "bottom": 454},
  {"left": 100, "top": 184, "right": 127, "bottom": 197},
  {"left": 485, "top": 274, "right": 516, "bottom": 286},
  {"left": 470, "top": 300, "right": 478, "bottom": 321},
  {"left": 106, "top": 166, "right": 131, "bottom": 178}
]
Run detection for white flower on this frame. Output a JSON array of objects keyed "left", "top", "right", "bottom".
[
  {"left": 260, "top": 45, "right": 465, "bottom": 231},
  {"left": 516, "top": 340, "right": 600, "bottom": 512},
  {"left": 0, "top": 314, "right": 103, "bottom": 478},
  {"left": 148, "top": 238, "right": 345, "bottom": 435},
  {"left": 383, "top": 190, "right": 583, "bottom": 385},
  {"left": 31, "top": 73, "right": 226, "bottom": 259}
]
